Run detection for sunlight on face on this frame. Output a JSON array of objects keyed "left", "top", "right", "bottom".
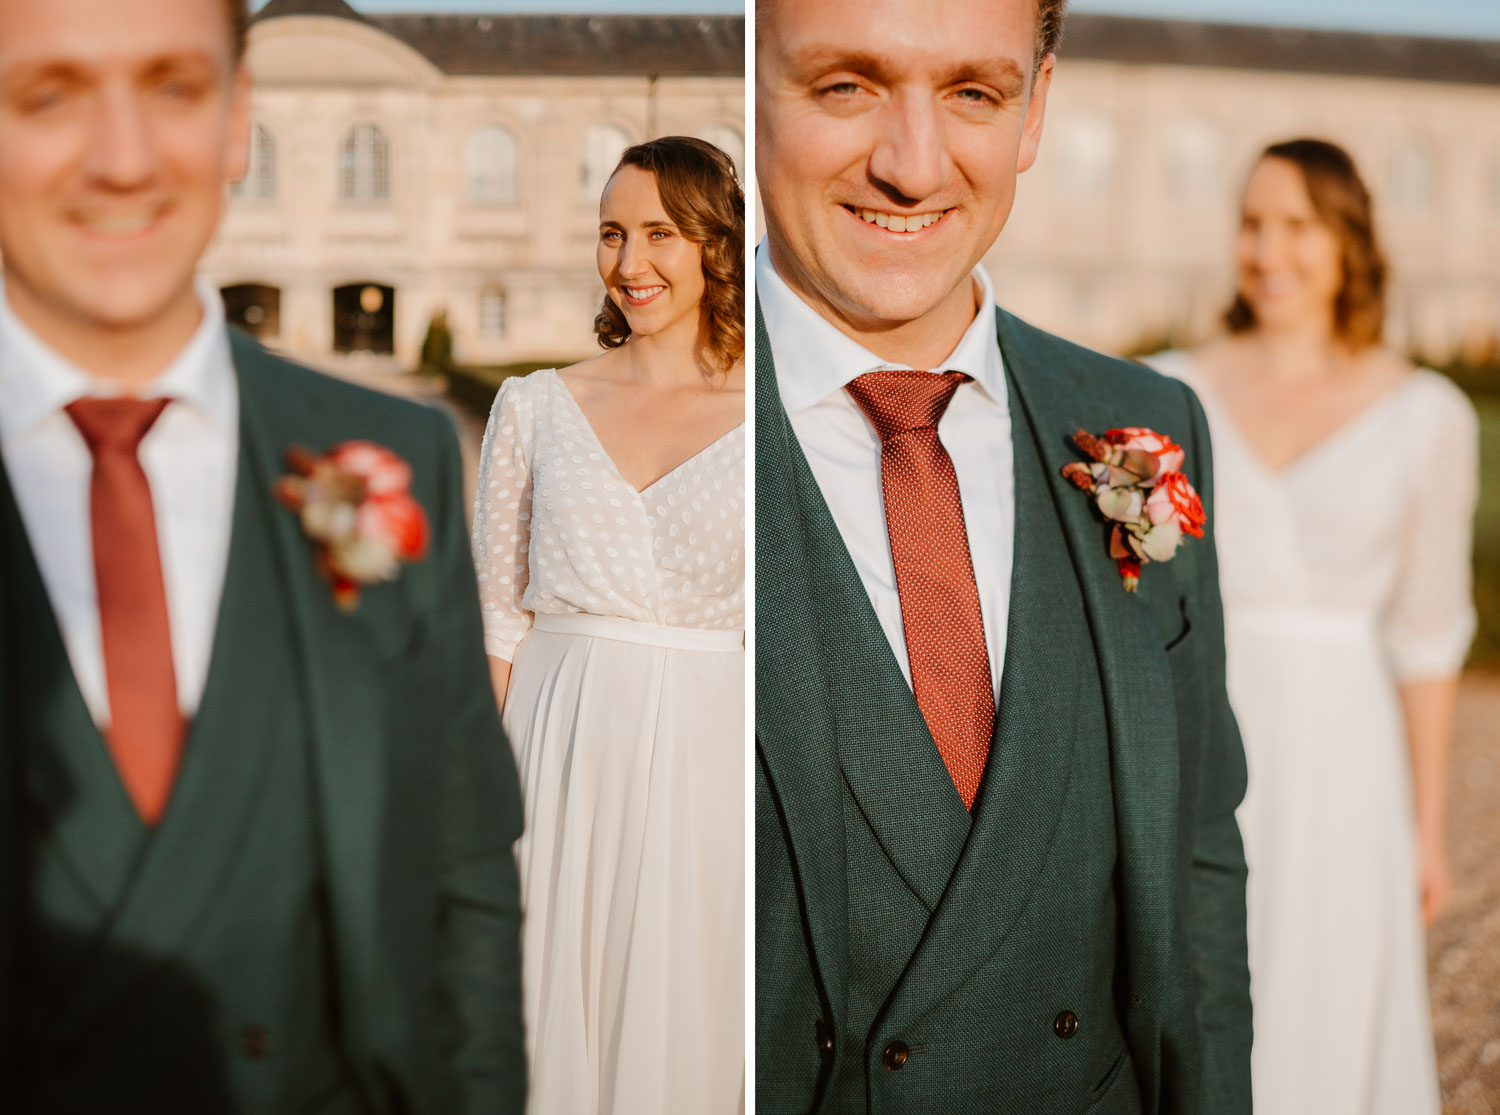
[
  {"left": 1235, "top": 156, "right": 1344, "bottom": 335},
  {"left": 0, "top": 0, "right": 250, "bottom": 350},
  {"left": 597, "top": 164, "right": 707, "bottom": 345},
  {"left": 755, "top": 0, "right": 1052, "bottom": 336}
]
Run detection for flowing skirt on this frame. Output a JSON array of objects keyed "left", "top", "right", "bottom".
[
  {"left": 1229, "top": 610, "right": 1439, "bottom": 1115},
  {"left": 503, "top": 613, "right": 745, "bottom": 1115}
]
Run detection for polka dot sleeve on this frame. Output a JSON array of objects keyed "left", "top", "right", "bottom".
[{"left": 471, "top": 376, "right": 535, "bottom": 661}]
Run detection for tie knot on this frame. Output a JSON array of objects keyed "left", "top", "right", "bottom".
[
  {"left": 66, "top": 397, "right": 171, "bottom": 457},
  {"left": 846, "top": 370, "right": 966, "bottom": 441}
]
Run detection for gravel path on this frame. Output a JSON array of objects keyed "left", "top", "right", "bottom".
[{"left": 1433, "top": 674, "right": 1500, "bottom": 1113}]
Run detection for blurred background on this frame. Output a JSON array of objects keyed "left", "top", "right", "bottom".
[
  {"left": 983, "top": 3, "right": 1500, "bottom": 1109},
  {"left": 220, "top": 0, "right": 743, "bottom": 371}
]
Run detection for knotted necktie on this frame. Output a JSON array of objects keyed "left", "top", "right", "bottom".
[
  {"left": 847, "top": 370, "right": 995, "bottom": 810},
  {"left": 66, "top": 397, "right": 184, "bottom": 826}
]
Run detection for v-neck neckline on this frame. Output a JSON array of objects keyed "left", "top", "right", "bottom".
[
  {"left": 1174, "top": 354, "right": 1422, "bottom": 481},
  {"left": 546, "top": 368, "right": 745, "bottom": 498}
]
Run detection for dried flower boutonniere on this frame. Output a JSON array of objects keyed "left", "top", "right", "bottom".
[
  {"left": 276, "top": 441, "right": 430, "bottom": 611},
  {"left": 1061, "top": 426, "right": 1205, "bottom": 592}
]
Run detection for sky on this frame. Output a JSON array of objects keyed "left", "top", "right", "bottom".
[{"left": 253, "top": 0, "right": 1500, "bottom": 40}]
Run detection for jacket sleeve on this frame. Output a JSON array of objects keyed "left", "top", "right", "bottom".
[
  {"left": 1176, "top": 384, "right": 1254, "bottom": 1113},
  {"left": 426, "top": 407, "right": 528, "bottom": 1112}
]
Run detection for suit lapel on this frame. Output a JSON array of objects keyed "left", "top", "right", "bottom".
[
  {"left": 0, "top": 457, "right": 145, "bottom": 910},
  {"left": 232, "top": 335, "right": 393, "bottom": 1044},
  {"left": 755, "top": 304, "right": 854, "bottom": 1036},
  {"left": 997, "top": 311, "right": 1180, "bottom": 995}
]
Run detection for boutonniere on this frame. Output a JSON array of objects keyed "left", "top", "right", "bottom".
[
  {"left": 1061, "top": 426, "right": 1205, "bottom": 592},
  {"left": 275, "top": 441, "right": 431, "bottom": 611}
]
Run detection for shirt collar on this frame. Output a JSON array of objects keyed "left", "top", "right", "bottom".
[
  {"left": 0, "top": 277, "right": 236, "bottom": 440},
  {"left": 756, "top": 239, "right": 1005, "bottom": 419}
]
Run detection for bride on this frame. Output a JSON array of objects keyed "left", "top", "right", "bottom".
[
  {"left": 471, "top": 136, "right": 745, "bottom": 1113},
  {"left": 1149, "top": 138, "right": 1477, "bottom": 1115}
]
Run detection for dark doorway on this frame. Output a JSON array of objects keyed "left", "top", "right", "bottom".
[
  {"left": 221, "top": 283, "right": 281, "bottom": 340},
  {"left": 332, "top": 283, "right": 395, "bottom": 355}
]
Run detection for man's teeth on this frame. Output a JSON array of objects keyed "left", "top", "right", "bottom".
[
  {"left": 855, "top": 208, "right": 944, "bottom": 232},
  {"left": 82, "top": 213, "right": 156, "bottom": 235}
]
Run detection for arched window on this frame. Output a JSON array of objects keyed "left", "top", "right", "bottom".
[
  {"left": 578, "top": 125, "right": 630, "bottom": 203},
  {"left": 480, "top": 288, "right": 507, "bottom": 338},
  {"left": 465, "top": 126, "right": 520, "bottom": 205},
  {"left": 230, "top": 123, "right": 276, "bottom": 200},
  {"left": 1388, "top": 138, "right": 1435, "bottom": 211},
  {"left": 340, "top": 124, "right": 390, "bottom": 201},
  {"left": 1056, "top": 114, "right": 1117, "bottom": 201},
  {"left": 702, "top": 124, "right": 745, "bottom": 178}
]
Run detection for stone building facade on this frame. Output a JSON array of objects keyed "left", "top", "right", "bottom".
[
  {"left": 979, "top": 17, "right": 1500, "bottom": 362},
  {"left": 204, "top": 0, "right": 744, "bottom": 367}
]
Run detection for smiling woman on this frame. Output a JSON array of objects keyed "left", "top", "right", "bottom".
[{"left": 470, "top": 133, "right": 745, "bottom": 1114}]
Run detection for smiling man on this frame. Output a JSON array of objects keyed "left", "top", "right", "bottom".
[
  {"left": 0, "top": 0, "right": 524, "bottom": 1110},
  {"left": 754, "top": 1, "right": 1253, "bottom": 1112}
]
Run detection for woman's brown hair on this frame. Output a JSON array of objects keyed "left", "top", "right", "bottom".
[
  {"left": 1225, "top": 138, "right": 1387, "bottom": 349},
  {"left": 593, "top": 136, "right": 745, "bottom": 375}
]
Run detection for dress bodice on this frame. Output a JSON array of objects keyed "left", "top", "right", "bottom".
[
  {"left": 1149, "top": 350, "right": 1478, "bottom": 681},
  {"left": 472, "top": 368, "right": 746, "bottom": 659}
]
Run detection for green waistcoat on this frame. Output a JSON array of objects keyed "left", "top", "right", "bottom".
[{"left": 5, "top": 438, "right": 364, "bottom": 1115}]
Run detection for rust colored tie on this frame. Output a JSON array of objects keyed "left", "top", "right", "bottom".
[
  {"left": 847, "top": 370, "right": 994, "bottom": 810},
  {"left": 67, "top": 397, "right": 184, "bottom": 826}
]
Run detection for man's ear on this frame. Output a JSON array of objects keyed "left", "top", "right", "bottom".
[
  {"left": 1016, "top": 52, "right": 1055, "bottom": 175},
  {"left": 224, "top": 63, "right": 253, "bottom": 183}
]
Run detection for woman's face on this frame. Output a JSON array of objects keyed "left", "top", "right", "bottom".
[
  {"left": 1235, "top": 157, "right": 1343, "bottom": 335},
  {"left": 597, "top": 164, "right": 706, "bottom": 342}
]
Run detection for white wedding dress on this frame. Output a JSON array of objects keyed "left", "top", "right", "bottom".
[
  {"left": 1149, "top": 351, "right": 1477, "bottom": 1115},
  {"left": 472, "top": 369, "right": 745, "bottom": 1114}
]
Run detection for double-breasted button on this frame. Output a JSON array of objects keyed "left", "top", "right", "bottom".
[
  {"left": 1053, "top": 1010, "right": 1079, "bottom": 1039},
  {"left": 815, "top": 1019, "right": 835, "bottom": 1064},
  {"left": 881, "top": 1041, "right": 910, "bottom": 1071},
  {"left": 238, "top": 1026, "right": 271, "bottom": 1060}
]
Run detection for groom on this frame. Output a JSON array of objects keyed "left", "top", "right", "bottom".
[
  {"left": 754, "top": 0, "right": 1252, "bottom": 1111},
  {"left": 0, "top": 0, "right": 524, "bottom": 1110}
]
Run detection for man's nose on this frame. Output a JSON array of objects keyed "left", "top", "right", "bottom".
[
  {"left": 867, "top": 91, "right": 949, "bottom": 204},
  {"left": 82, "top": 85, "right": 159, "bottom": 189}
]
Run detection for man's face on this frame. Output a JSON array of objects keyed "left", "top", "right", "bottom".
[
  {"left": 757, "top": 0, "right": 1053, "bottom": 336},
  {"left": 0, "top": 0, "right": 249, "bottom": 345}
]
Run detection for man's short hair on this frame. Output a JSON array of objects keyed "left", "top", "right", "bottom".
[{"left": 228, "top": 0, "right": 250, "bottom": 62}]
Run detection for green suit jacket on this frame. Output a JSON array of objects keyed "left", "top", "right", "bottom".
[
  {"left": 0, "top": 331, "right": 525, "bottom": 1113},
  {"left": 755, "top": 302, "right": 1252, "bottom": 1114}
]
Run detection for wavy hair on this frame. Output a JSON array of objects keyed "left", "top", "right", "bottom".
[
  {"left": 1225, "top": 138, "right": 1387, "bottom": 349},
  {"left": 593, "top": 136, "right": 746, "bottom": 375}
]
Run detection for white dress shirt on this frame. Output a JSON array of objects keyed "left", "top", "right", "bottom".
[
  {"left": 0, "top": 281, "right": 239, "bottom": 727},
  {"left": 758, "top": 243, "right": 1014, "bottom": 702}
]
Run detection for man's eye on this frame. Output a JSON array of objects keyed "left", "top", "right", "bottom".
[
  {"left": 820, "top": 81, "right": 863, "bottom": 97},
  {"left": 953, "top": 87, "right": 997, "bottom": 106},
  {"left": 18, "top": 87, "right": 67, "bottom": 113}
]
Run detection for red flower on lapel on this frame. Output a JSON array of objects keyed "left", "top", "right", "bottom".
[
  {"left": 275, "top": 441, "right": 430, "bottom": 611},
  {"left": 1061, "top": 426, "right": 1204, "bottom": 592}
]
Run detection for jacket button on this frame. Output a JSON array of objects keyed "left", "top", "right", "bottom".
[
  {"left": 238, "top": 1026, "right": 271, "bottom": 1060},
  {"left": 814, "top": 1019, "right": 835, "bottom": 1063},
  {"left": 881, "top": 1041, "right": 910, "bottom": 1071},
  {"left": 1054, "top": 1010, "right": 1079, "bottom": 1039}
]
